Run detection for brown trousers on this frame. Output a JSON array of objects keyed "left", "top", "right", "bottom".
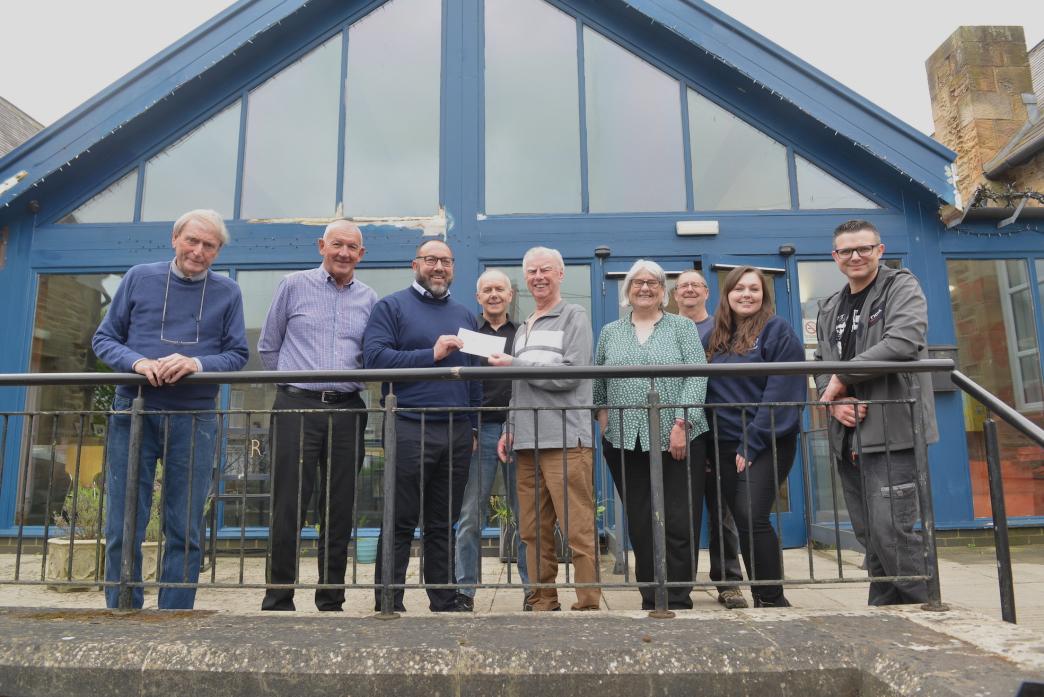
[{"left": 515, "top": 447, "right": 601, "bottom": 610}]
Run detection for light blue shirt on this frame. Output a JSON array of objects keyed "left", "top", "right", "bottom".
[{"left": 258, "top": 266, "right": 378, "bottom": 392}]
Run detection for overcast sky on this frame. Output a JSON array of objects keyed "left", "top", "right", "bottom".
[{"left": 1, "top": 1, "right": 1042, "bottom": 134}]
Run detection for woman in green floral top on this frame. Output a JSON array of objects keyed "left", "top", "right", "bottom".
[{"left": 594, "top": 259, "right": 709, "bottom": 610}]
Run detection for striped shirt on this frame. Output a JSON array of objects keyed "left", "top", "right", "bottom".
[{"left": 257, "top": 266, "right": 378, "bottom": 392}]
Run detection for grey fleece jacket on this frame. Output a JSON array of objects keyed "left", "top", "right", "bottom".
[
  {"left": 506, "top": 301, "right": 594, "bottom": 450},
  {"left": 814, "top": 264, "right": 939, "bottom": 454}
]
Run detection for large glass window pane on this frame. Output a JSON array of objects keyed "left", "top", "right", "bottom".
[
  {"left": 689, "top": 91, "right": 790, "bottom": 211},
  {"left": 19, "top": 274, "right": 123, "bottom": 526},
  {"left": 796, "top": 155, "right": 879, "bottom": 210},
  {"left": 141, "top": 102, "right": 241, "bottom": 221},
  {"left": 947, "top": 259, "right": 1043, "bottom": 519},
  {"left": 343, "top": 0, "right": 441, "bottom": 217},
  {"left": 226, "top": 266, "right": 414, "bottom": 530},
  {"left": 58, "top": 170, "right": 137, "bottom": 224},
  {"left": 583, "top": 28, "right": 684, "bottom": 213},
  {"left": 484, "top": 0, "right": 580, "bottom": 215},
  {"left": 241, "top": 37, "right": 341, "bottom": 219}
]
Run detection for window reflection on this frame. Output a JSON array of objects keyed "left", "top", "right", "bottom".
[
  {"left": 795, "top": 156, "right": 878, "bottom": 210},
  {"left": 59, "top": 170, "right": 137, "bottom": 224},
  {"left": 689, "top": 91, "right": 789, "bottom": 211},
  {"left": 946, "top": 258, "right": 1043, "bottom": 519},
  {"left": 240, "top": 36, "right": 341, "bottom": 219},
  {"left": 142, "top": 102, "right": 241, "bottom": 221},
  {"left": 343, "top": 0, "right": 441, "bottom": 217},
  {"left": 20, "top": 274, "right": 123, "bottom": 525},
  {"left": 484, "top": 0, "right": 580, "bottom": 215},
  {"left": 583, "top": 28, "right": 685, "bottom": 213}
]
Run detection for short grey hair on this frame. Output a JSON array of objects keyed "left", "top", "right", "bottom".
[
  {"left": 620, "top": 259, "right": 668, "bottom": 309},
  {"left": 173, "top": 209, "right": 229, "bottom": 246},
  {"left": 522, "top": 246, "right": 564, "bottom": 271},
  {"left": 672, "top": 269, "right": 707, "bottom": 293},
  {"left": 323, "top": 218, "right": 363, "bottom": 242},
  {"left": 476, "top": 268, "right": 512, "bottom": 293}
]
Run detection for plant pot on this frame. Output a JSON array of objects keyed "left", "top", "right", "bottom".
[
  {"left": 355, "top": 536, "right": 378, "bottom": 564},
  {"left": 46, "top": 537, "right": 105, "bottom": 591},
  {"left": 141, "top": 541, "right": 160, "bottom": 586}
]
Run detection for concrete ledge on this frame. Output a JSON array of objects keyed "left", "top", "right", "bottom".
[{"left": 0, "top": 607, "right": 1041, "bottom": 696}]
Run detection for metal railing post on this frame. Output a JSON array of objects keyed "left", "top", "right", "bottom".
[
  {"left": 911, "top": 390, "right": 946, "bottom": 612},
  {"left": 377, "top": 393, "right": 399, "bottom": 619},
  {"left": 983, "top": 417, "right": 1016, "bottom": 624},
  {"left": 645, "top": 385, "right": 673, "bottom": 619},
  {"left": 117, "top": 395, "right": 145, "bottom": 610}
]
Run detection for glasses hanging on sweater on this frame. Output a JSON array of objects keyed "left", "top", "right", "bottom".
[{"left": 159, "top": 266, "right": 208, "bottom": 345}]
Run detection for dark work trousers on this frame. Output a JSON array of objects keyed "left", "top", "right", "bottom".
[
  {"left": 838, "top": 447, "right": 928, "bottom": 606},
  {"left": 263, "top": 390, "right": 367, "bottom": 612},
  {"left": 603, "top": 437, "right": 706, "bottom": 610},
  {"left": 701, "top": 434, "right": 744, "bottom": 593},
  {"left": 374, "top": 416, "right": 472, "bottom": 612},
  {"left": 713, "top": 434, "right": 797, "bottom": 606}
]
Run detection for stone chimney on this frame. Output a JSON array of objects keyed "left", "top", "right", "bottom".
[{"left": 926, "top": 26, "right": 1034, "bottom": 206}]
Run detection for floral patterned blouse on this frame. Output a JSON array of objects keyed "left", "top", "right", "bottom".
[{"left": 594, "top": 312, "right": 709, "bottom": 452}]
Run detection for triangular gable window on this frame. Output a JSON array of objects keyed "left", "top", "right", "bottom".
[
  {"left": 59, "top": 169, "right": 137, "bottom": 224},
  {"left": 141, "top": 102, "right": 241, "bottom": 221},
  {"left": 584, "top": 27, "right": 685, "bottom": 213},
  {"left": 689, "top": 90, "right": 790, "bottom": 210},
  {"left": 796, "top": 155, "right": 879, "bottom": 209},
  {"left": 484, "top": 0, "right": 580, "bottom": 215}
]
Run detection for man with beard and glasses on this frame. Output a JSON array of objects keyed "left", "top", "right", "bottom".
[{"left": 362, "top": 239, "right": 482, "bottom": 613}]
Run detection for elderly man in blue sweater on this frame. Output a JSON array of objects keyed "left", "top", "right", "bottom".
[
  {"left": 93, "top": 209, "right": 248, "bottom": 609},
  {"left": 363, "top": 239, "right": 481, "bottom": 613}
]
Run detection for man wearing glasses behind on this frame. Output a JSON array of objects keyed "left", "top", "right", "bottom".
[
  {"left": 363, "top": 239, "right": 481, "bottom": 613},
  {"left": 93, "top": 209, "right": 248, "bottom": 609},
  {"left": 814, "top": 219, "right": 937, "bottom": 606}
]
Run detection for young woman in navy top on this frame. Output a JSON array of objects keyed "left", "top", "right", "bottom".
[{"left": 704, "top": 266, "right": 805, "bottom": 608}]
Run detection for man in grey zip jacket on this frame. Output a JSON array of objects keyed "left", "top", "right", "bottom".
[
  {"left": 814, "top": 219, "right": 938, "bottom": 606},
  {"left": 490, "top": 247, "right": 600, "bottom": 611}
]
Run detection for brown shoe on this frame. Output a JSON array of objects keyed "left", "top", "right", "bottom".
[{"left": 717, "top": 588, "right": 749, "bottom": 609}]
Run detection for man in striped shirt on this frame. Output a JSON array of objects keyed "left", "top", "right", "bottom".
[{"left": 258, "top": 219, "right": 377, "bottom": 612}]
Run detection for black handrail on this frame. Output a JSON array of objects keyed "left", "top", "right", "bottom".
[{"left": 951, "top": 370, "right": 1044, "bottom": 447}]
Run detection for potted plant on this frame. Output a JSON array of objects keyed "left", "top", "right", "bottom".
[
  {"left": 352, "top": 515, "right": 378, "bottom": 564},
  {"left": 47, "top": 484, "right": 105, "bottom": 591},
  {"left": 489, "top": 495, "right": 519, "bottom": 563}
]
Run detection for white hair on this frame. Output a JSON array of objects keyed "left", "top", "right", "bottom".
[
  {"left": 620, "top": 259, "right": 668, "bottom": 309},
  {"left": 173, "top": 209, "right": 229, "bottom": 246},
  {"left": 323, "top": 218, "right": 363, "bottom": 242},
  {"left": 522, "top": 246, "right": 564, "bottom": 271},
  {"left": 476, "top": 268, "right": 512, "bottom": 293}
]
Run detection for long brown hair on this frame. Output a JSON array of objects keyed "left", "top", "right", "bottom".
[{"left": 705, "top": 266, "right": 775, "bottom": 360}]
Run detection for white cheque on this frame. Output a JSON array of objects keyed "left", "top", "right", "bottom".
[{"left": 457, "top": 328, "right": 506, "bottom": 358}]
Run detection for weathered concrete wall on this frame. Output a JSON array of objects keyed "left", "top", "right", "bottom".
[{"left": 0, "top": 607, "right": 1041, "bottom": 697}]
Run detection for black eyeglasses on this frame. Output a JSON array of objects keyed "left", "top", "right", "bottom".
[
  {"left": 833, "top": 245, "right": 879, "bottom": 259},
  {"left": 415, "top": 255, "right": 455, "bottom": 268}
]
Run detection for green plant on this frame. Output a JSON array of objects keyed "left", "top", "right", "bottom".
[
  {"left": 52, "top": 485, "right": 104, "bottom": 540},
  {"left": 488, "top": 495, "right": 514, "bottom": 527}
]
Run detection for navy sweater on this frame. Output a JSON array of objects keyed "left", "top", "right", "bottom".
[
  {"left": 704, "top": 315, "right": 805, "bottom": 460},
  {"left": 92, "top": 261, "right": 248, "bottom": 410},
  {"left": 362, "top": 287, "right": 481, "bottom": 423}
]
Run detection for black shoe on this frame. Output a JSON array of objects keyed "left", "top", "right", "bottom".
[
  {"left": 429, "top": 593, "right": 475, "bottom": 613},
  {"left": 753, "top": 595, "right": 792, "bottom": 608}
]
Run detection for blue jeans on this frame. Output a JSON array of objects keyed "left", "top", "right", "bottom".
[
  {"left": 104, "top": 395, "right": 215, "bottom": 609},
  {"left": 454, "top": 421, "right": 528, "bottom": 597}
]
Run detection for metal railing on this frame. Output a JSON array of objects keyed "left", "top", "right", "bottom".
[{"left": 0, "top": 359, "right": 1039, "bottom": 620}]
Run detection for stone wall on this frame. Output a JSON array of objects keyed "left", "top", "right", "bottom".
[{"left": 926, "top": 26, "right": 1035, "bottom": 206}]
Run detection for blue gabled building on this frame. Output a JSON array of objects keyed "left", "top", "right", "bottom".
[{"left": 1, "top": 0, "right": 1041, "bottom": 545}]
